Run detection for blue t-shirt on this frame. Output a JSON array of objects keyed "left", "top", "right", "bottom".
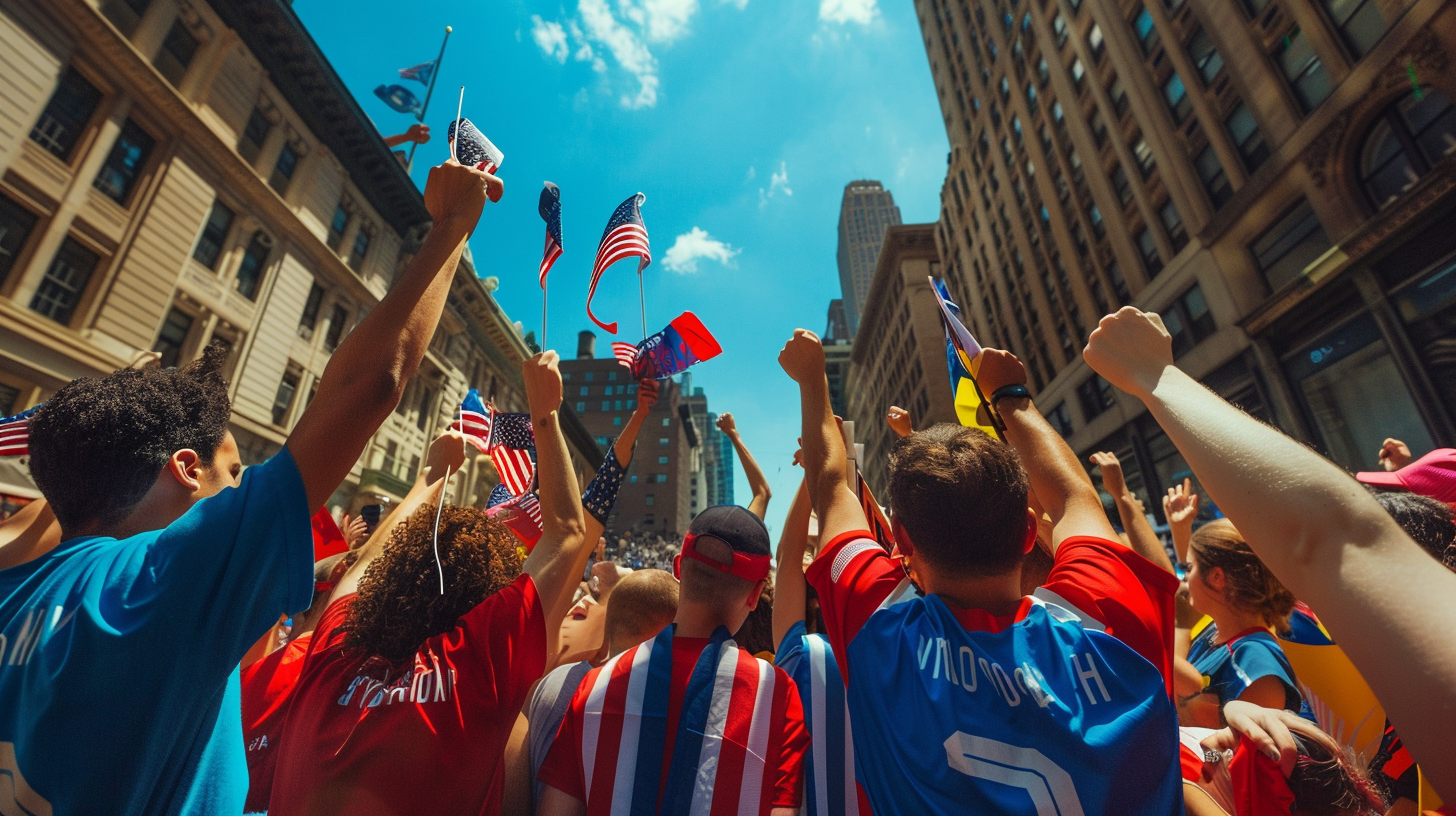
[
  {"left": 776, "top": 621, "right": 859, "bottom": 816},
  {"left": 0, "top": 449, "right": 313, "bottom": 815},
  {"left": 1187, "top": 624, "right": 1307, "bottom": 715}
]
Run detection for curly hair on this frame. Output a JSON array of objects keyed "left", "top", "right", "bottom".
[
  {"left": 1189, "top": 519, "right": 1297, "bottom": 630},
  {"left": 1287, "top": 733, "right": 1386, "bottom": 815},
  {"left": 343, "top": 505, "right": 523, "bottom": 665},
  {"left": 29, "top": 343, "right": 231, "bottom": 531},
  {"left": 1370, "top": 487, "right": 1456, "bottom": 570}
]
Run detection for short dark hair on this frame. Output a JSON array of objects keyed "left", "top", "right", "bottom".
[
  {"left": 29, "top": 344, "right": 232, "bottom": 531},
  {"left": 1370, "top": 488, "right": 1456, "bottom": 569},
  {"left": 888, "top": 423, "right": 1030, "bottom": 578}
]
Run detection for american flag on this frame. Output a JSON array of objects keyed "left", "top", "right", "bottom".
[
  {"left": 488, "top": 490, "right": 543, "bottom": 548},
  {"left": 447, "top": 118, "right": 503, "bottom": 174},
  {"left": 0, "top": 405, "right": 38, "bottom": 457},
  {"left": 539, "top": 182, "right": 563, "bottom": 288},
  {"left": 397, "top": 60, "right": 435, "bottom": 85},
  {"left": 488, "top": 409, "right": 536, "bottom": 495},
  {"left": 586, "top": 193, "right": 650, "bottom": 334},
  {"left": 451, "top": 389, "right": 492, "bottom": 454},
  {"left": 611, "top": 342, "right": 639, "bottom": 370}
]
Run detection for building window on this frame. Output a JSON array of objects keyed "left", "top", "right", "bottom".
[
  {"left": 1088, "top": 24, "right": 1105, "bottom": 60},
  {"left": 1053, "top": 14, "right": 1068, "bottom": 47},
  {"left": 269, "top": 143, "right": 299, "bottom": 195},
  {"left": 1137, "top": 228, "right": 1163, "bottom": 277},
  {"left": 601, "top": 400, "right": 611, "bottom": 411},
  {"left": 272, "top": 367, "right": 301, "bottom": 426},
  {"left": 1070, "top": 59, "right": 1086, "bottom": 88},
  {"left": 576, "top": 401, "right": 586, "bottom": 412},
  {"left": 382, "top": 440, "right": 398, "bottom": 475},
  {"left": 348, "top": 228, "right": 371, "bottom": 270},
  {"left": 93, "top": 119, "right": 155, "bottom": 205},
  {"left": 657, "top": 456, "right": 669, "bottom": 465},
  {"left": 324, "top": 304, "right": 349, "bottom": 351},
  {"left": 1037, "top": 57, "right": 1050, "bottom": 86},
  {"left": 1242, "top": 0, "right": 1270, "bottom": 16},
  {"left": 1108, "top": 261, "right": 1131, "bottom": 302},
  {"left": 1194, "top": 145, "right": 1233, "bottom": 208},
  {"left": 0, "top": 383, "right": 18, "bottom": 417},
  {"left": 416, "top": 387, "right": 433, "bottom": 431},
  {"left": 1109, "top": 78, "right": 1129, "bottom": 117},
  {"left": 153, "top": 21, "right": 198, "bottom": 86},
  {"left": 1077, "top": 375, "right": 1116, "bottom": 419},
  {"left": 326, "top": 205, "right": 349, "bottom": 251},
  {"left": 298, "top": 282, "right": 325, "bottom": 332},
  {"left": 1111, "top": 165, "right": 1133, "bottom": 206},
  {"left": 1275, "top": 27, "right": 1332, "bottom": 114},
  {"left": 1163, "top": 72, "right": 1191, "bottom": 124},
  {"left": 1187, "top": 29, "right": 1224, "bottom": 86},
  {"left": 1162, "top": 284, "right": 1216, "bottom": 356},
  {"left": 152, "top": 307, "right": 192, "bottom": 368},
  {"left": 1133, "top": 7, "right": 1160, "bottom": 54},
  {"left": 1088, "top": 205, "right": 1105, "bottom": 238},
  {"left": 662, "top": 418, "right": 671, "bottom": 427},
  {"left": 1322, "top": 0, "right": 1384, "bottom": 58},
  {"left": 192, "top": 200, "right": 233, "bottom": 269},
  {"left": 100, "top": 0, "right": 151, "bottom": 35},
  {"left": 30, "top": 68, "right": 102, "bottom": 162},
  {"left": 238, "top": 107, "right": 271, "bottom": 164},
  {"left": 1048, "top": 402, "right": 1074, "bottom": 437},
  {"left": 1359, "top": 89, "right": 1456, "bottom": 209},
  {"left": 645, "top": 494, "right": 655, "bottom": 506},
  {"left": 0, "top": 195, "right": 39, "bottom": 287},
  {"left": 1226, "top": 103, "right": 1269, "bottom": 173},
  {"left": 1131, "top": 136, "right": 1156, "bottom": 177},
  {"left": 30, "top": 238, "right": 98, "bottom": 324},
  {"left": 233, "top": 231, "right": 270, "bottom": 299},
  {"left": 585, "top": 372, "right": 594, "bottom": 382},
  {"left": 614, "top": 416, "right": 622, "bottom": 426},
  {"left": 659, "top": 437, "right": 670, "bottom": 445},
  {"left": 1160, "top": 201, "right": 1188, "bottom": 251},
  {"left": 1251, "top": 199, "right": 1332, "bottom": 290}
]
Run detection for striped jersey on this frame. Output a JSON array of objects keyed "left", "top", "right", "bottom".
[
  {"left": 538, "top": 624, "right": 809, "bottom": 815},
  {"left": 774, "top": 622, "right": 862, "bottom": 816}
]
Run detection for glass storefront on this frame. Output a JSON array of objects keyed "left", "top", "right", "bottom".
[{"left": 1393, "top": 254, "right": 1456, "bottom": 414}]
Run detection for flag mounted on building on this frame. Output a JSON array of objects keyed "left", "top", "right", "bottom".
[
  {"left": 538, "top": 182, "right": 563, "bottom": 287},
  {"left": 447, "top": 118, "right": 504, "bottom": 174},
  {"left": 929, "top": 277, "right": 1002, "bottom": 440},
  {"left": 0, "top": 405, "right": 38, "bottom": 457},
  {"left": 398, "top": 60, "right": 436, "bottom": 85},
  {"left": 586, "top": 193, "right": 650, "bottom": 334},
  {"left": 620, "top": 312, "right": 721, "bottom": 380},
  {"left": 373, "top": 84, "right": 423, "bottom": 116}
]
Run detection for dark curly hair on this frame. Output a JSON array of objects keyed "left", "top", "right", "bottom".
[
  {"left": 1369, "top": 487, "right": 1456, "bottom": 569},
  {"left": 343, "top": 505, "right": 523, "bottom": 665},
  {"left": 1189, "top": 519, "right": 1297, "bottom": 631},
  {"left": 29, "top": 343, "right": 232, "bottom": 531}
]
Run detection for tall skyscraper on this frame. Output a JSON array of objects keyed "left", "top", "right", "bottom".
[
  {"left": 824, "top": 300, "right": 853, "bottom": 417},
  {"left": 915, "top": 0, "right": 1455, "bottom": 509},
  {"left": 836, "top": 181, "right": 903, "bottom": 336}
]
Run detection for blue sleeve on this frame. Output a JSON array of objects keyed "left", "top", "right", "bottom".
[
  {"left": 140, "top": 448, "right": 313, "bottom": 668},
  {"left": 1226, "top": 639, "right": 1298, "bottom": 700},
  {"left": 582, "top": 444, "right": 629, "bottom": 524},
  {"left": 774, "top": 620, "right": 808, "bottom": 673}
]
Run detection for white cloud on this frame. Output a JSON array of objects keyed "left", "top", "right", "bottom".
[
  {"left": 531, "top": 16, "right": 570, "bottom": 63},
  {"left": 769, "top": 161, "right": 792, "bottom": 196},
  {"left": 579, "top": 0, "right": 660, "bottom": 108},
  {"left": 745, "top": 165, "right": 756, "bottom": 182},
  {"left": 721, "top": 0, "right": 749, "bottom": 8},
  {"left": 639, "top": 0, "right": 700, "bottom": 43},
  {"left": 819, "top": 0, "right": 877, "bottom": 25},
  {"left": 662, "top": 227, "right": 740, "bottom": 273}
]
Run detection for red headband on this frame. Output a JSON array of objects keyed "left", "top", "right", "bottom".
[{"left": 674, "top": 533, "right": 771, "bottom": 583}]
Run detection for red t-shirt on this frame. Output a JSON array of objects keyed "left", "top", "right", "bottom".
[
  {"left": 537, "top": 636, "right": 808, "bottom": 815},
  {"left": 267, "top": 573, "right": 546, "bottom": 815},
  {"left": 807, "top": 531, "right": 1178, "bottom": 694},
  {"left": 241, "top": 632, "right": 313, "bottom": 814}
]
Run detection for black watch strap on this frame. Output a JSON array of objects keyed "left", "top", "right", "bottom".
[{"left": 990, "top": 384, "right": 1032, "bottom": 405}]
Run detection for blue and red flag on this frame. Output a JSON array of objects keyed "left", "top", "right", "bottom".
[
  {"left": 621, "top": 312, "right": 722, "bottom": 381},
  {"left": 0, "top": 405, "right": 38, "bottom": 457},
  {"left": 539, "top": 182, "right": 563, "bottom": 288},
  {"left": 587, "top": 193, "right": 650, "bottom": 334},
  {"left": 398, "top": 60, "right": 435, "bottom": 85}
]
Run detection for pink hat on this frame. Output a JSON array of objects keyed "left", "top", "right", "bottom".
[{"left": 1356, "top": 448, "right": 1456, "bottom": 504}]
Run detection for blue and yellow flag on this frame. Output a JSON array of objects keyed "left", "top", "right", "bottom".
[{"left": 929, "top": 277, "right": 1001, "bottom": 440}]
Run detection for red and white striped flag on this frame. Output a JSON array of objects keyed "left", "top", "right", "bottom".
[
  {"left": 0, "top": 406, "right": 38, "bottom": 457},
  {"left": 450, "top": 389, "right": 492, "bottom": 453},
  {"left": 611, "top": 342, "right": 639, "bottom": 371},
  {"left": 586, "top": 193, "right": 650, "bottom": 335}
]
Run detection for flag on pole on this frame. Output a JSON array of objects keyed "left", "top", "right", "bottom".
[
  {"left": 587, "top": 193, "right": 650, "bottom": 335},
  {"left": 487, "top": 409, "right": 536, "bottom": 496},
  {"left": 539, "top": 182, "right": 563, "bottom": 287},
  {"left": 611, "top": 342, "right": 639, "bottom": 370},
  {"left": 0, "top": 405, "right": 38, "bottom": 457},
  {"left": 620, "top": 312, "right": 721, "bottom": 380},
  {"left": 487, "top": 489, "right": 543, "bottom": 548},
  {"left": 398, "top": 60, "right": 436, "bottom": 85},
  {"left": 373, "top": 84, "right": 424, "bottom": 115},
  {"left": 451, "top": 389, "right": 492, "bottom": 453},
  {"left": 929, "top": 277, "right": 1001, "bottom": 439},
  {"left": 447, "top": 118, "right": 503, "bottom": 174}
]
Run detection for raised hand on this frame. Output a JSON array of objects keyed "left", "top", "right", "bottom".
[
  {"left": 423, "top": 160, "right": 498, "bottom": 233},
  {"left": 340, "top": 513, "right": 368, "bottom": 549},
  {"left": 1163, "top": 479, "right": 1200, "bottom": 526},
  {"left": 716, "top": 412, "right": 737, "bottom": 435},
  {"left": 425, "top": 429, "right": 470, "bottom": 479},
  {"left": 635, "top": 380, "right": 659, "bottom": 413},
  {"left": 886, "top": 406, "right": 913, "bottom": 438},
  {"left": 974, "top": 348, "right": 1028, "bottom": 396},
  {"left": 1089, "top": 451, "right": 1128, "bottom": 497},
  {"left": 1378, "top": 438, "right": 1413, "bottom": 471},
  {"left": 1083, "top": 307, "right": 1174, "bottom": 398},
  {"left": 404, "top": 123, "right": 431, "bottom": 144},
  {"left": 523, "top": 351, "right": 564, "bottom": 418},
  {"left": 778, "top": 329, "right": 826, "bottom": 384}
]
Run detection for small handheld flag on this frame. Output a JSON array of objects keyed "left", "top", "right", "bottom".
[
  {"left": 373, "top": 84, "right": 423, "bottom": 115},
  {"left": 587, "top": 193, "right": 651, "bottom": 335},
  {"left": 611, "top": 342, "right": 639, "bottom": 370},
  {"left": 398, "top": 60, "right": 436, "bottom": 86},
  {"left": 487, "top": 490, "right": 543, "bottom": 548},
  {"left": 451, "top": 389, "right": 491, "bottom": 453},
  {"left": 447, "top": 117, "right": 503, "bottom": 174},
  {"left": 487, "top": 408, "right": 536, "bottom": 496},
  {"left": 0, "top": 405, "right": 37, "bottom": 457},
  {"left": 620, "top": 312, "right": 722, "bottom": 380},
  {"left": 539, "top": 183, "right": 563, "bottom": 288},
  {"left": 929, "top": 277, "right": 1002, "bottom": 440}
]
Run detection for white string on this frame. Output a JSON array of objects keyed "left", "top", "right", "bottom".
[
  {"left": 451, "top": 86, "right": 464, "bottom": 163},
  {"left": 432, "top": 463, "right": 454, "bottom": 595}
]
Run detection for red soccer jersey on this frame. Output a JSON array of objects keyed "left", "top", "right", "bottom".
[
  {"left": 807, "top": 531, "right": 1178, "bottom": 693},
  {"left": 538, "top": 634, "right": 809, "bottom": 815},
  {"left": 267, "top": 573, "right": 546, "bottom": 816},
  {"left": 241, "top": 632, "right": 312, "bottom": 814}
]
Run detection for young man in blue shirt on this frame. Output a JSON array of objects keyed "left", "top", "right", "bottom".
[{"left": 0, "top": 159, "right": 500, "bottom": 815}]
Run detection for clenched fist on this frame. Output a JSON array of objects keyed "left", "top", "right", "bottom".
[
  {"left": 778, "top": 329, "right": 825, "bottom": 385},
  {"left": 1083, "top": 307, "right": 1174, "bottom": 398}
]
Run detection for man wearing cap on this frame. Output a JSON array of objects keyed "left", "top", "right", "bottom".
[
  {"left": 1357, "top": 439, "right": 1456, "bottom": 505},
  {"left": 536, "top": 505, "right": 810, "bottom": 816}
]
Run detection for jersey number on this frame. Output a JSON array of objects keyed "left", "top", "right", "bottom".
[{"left": 943, "top": 732, "right": 1087, "bottom": 816}]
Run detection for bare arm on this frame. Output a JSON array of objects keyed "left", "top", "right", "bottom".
[
  {"left": 717, "top": 412, "right": 772, "bottom": 518},
  {"left": 1085, "top": 307, "right": 1456, "bottom": 799},
  {"left": 976, "top": 350, "right": 1117, "bottom": 549},
  {"left": 520, "top": 352, "right": 588, "bottom": 661},
  {"left": 773, "top": 479, "right": 813, "bottom": 648},
  {"left": 382, "top": 123, "right": 430, "bottom": 148},
  {"left": 538, "top": 785, "right": 586, "bottom": 816},
  {"left": 1091, "top": 451, "right": 1174, "bottom": 572},
  {"left": 286, "top": 160, "right": 500, "bottom": 510},
  {"left": 583, "top": 380, "right": 659, "bottom": 545},
  {"left": 779, "top": 331, "right": 867, "bottom": 550}
]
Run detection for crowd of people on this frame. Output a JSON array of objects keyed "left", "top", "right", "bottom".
[{"left": 1, "top": 157, "right": 1454, "bottom": 816}]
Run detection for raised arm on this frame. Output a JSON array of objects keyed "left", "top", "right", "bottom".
[
  {"left": 1090, "top": 451, "right": 1174, "bottom": 572},
  {"left": 779, "top": 330, "right": 866, "bottom": 547},
  {"left": 1084, "top": 307, "right": 1456, "bottom": 799},
  {"left": 717, "top": 412, "right": 772, "bottom": 518},
  {"left": 975, "top": 350, "right": 1117, "bottom": 549},
  {"left": 382, "top": 123, "right": 430, "bottom": 149},
  {"left": 286, "top": 160, "right": 500, "bottom": 510},
  {"left": 519, "top": 352, "right": 589, "bottom": 660},
  {"left": 772, "top": 479, "right": 814, "bottom": 648},
  {"left": 1162, "top": 479, "right": 1199, "bottom": 565},
  {"left": 886, "top": 405, "right": 913, "bottom": 438},
  {"left": 582, "top": 381, "right": 659, "bottom": 544}
]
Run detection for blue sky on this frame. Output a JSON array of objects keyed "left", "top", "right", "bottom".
[{"left": 298, "top": 0, "right": 949, "bottom": 535}]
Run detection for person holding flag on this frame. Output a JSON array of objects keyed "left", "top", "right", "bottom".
[{"left": 778, "top": 327, "right": 1182, "bottom": 815}]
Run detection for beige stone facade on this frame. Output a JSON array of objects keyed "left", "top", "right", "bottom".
[{"left": 0, "top": 0, "right": 600, "bottom": 510}]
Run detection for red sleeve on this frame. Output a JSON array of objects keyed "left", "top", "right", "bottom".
[
  {"left": 456, "top": 573, "right": 549, "bottom": 712},
  {"left": 805, "top": 531, "right": 907, "bottom": 675},
  {"left": 537, "top": 669, "right": 589, "bottom": 803},
  {"left": 1039, "top": 536, "right": 1179, "bottom": 694},
  {"left": 770, "top": 667, "right": 808, "bottom": 808}
]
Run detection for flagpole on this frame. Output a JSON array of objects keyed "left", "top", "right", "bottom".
[
  {"left": 407, "top": 25, "right": 453, "bottom": 172},
  {"left": 638, "top": 270, "right": 647, "bottom": 342},
  {"left": 542, "top": 281, "right": 549, "bottom": 352}
]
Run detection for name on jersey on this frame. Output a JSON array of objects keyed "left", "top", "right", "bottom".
[
  {"left": 917, "top": 635, "right": 1112, "bottom": 710},
  {"left": 0, "top": 604, "right": 77, "bottom": 672},
  {"left": 337, "top": 652, "right": 458, "bottom": 709}
]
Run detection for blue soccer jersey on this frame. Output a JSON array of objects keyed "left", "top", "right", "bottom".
[
  {"left": 807, "top": 532, "right": 1183, "bottom": 816},
  {"left": 776, "top": 621, "right": 860, "bottom": 816}
]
